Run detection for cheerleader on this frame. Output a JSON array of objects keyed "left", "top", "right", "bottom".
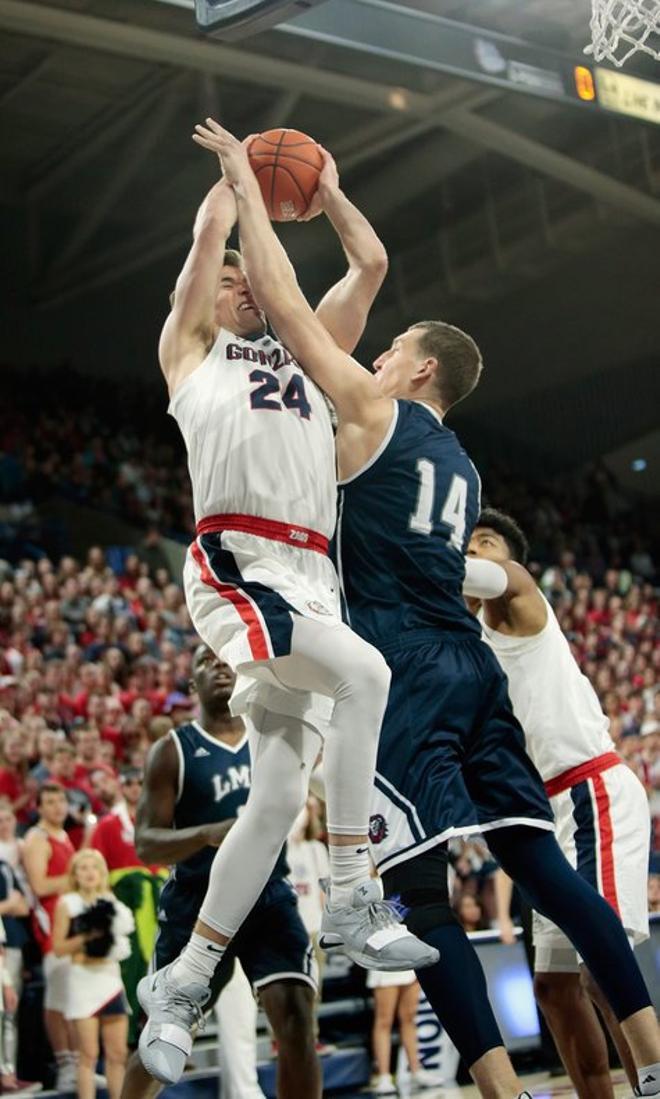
[{"left": 52, "top": 850, "right": 134, "bottom": 1099}]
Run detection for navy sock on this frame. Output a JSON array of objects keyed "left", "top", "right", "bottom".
[
  {"left": 415, "top": 922, "right": 504, "bottom": 1068},
  {"left": 487, "top": 826, "right": 651, "bottom": 1022}
]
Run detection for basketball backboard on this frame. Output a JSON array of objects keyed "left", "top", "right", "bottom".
[{"left": 195, "top": 0, "right": 329, "bottom": 40}]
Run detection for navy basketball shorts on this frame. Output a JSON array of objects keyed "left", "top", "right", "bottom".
[
  {"left": 155, "top": 877, "right": 317, "bottom": 1008},
  {"left": 368, "top": 630, "right": 555, "bottom": 874}
]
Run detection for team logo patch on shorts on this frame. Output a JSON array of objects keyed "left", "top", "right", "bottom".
[
  {"left": 369, "top": 813, "right": 389, "bottom": 845},
  {"left": 306, "top": 600, "right": 332, "bottom": 616}
]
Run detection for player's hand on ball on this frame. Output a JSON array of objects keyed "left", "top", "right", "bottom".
[
  {"left": 296, "top": 147, "right": 339, "bottom": 222},
  {"left": 192, "top": 119, "right": 254, "bottom": 188}
]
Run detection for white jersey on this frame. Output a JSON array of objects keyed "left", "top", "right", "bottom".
[
  {"left": 480, "top": 594, "right": 614, "bottom": 783},
  {"left": 169, "top": 328, "right": 336, "bottom": 538}
]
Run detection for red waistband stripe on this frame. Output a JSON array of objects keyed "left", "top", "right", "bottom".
[
  {"left": 190, "top": 540, "right": 272, "bottom": 661},
  {"left": 544, "top": 751, "right": 621, "bottom": 799},
  {"left": 196, "top": 513, "right": 329, "bottom": 555}
]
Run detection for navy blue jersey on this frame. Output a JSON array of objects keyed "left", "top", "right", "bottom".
[
  {"left": 335, "top": 400, "right": 482, "bottom": 646},
  {"left": 168, "top": 721, "right": 288, "bottom": 887}
]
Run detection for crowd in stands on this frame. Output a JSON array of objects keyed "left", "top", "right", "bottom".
[
  {"left": 0, "top": 364, "right": 657, "bottom": 1091},
  {"left": 1, "top": 367, "right": 193, "bottom": 551},
  {"left": 3, "top": 365, "right": 659, "bottom": 564}
]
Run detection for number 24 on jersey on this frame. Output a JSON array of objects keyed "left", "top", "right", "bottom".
[{"left": 249, "top": 369, "right": 312, "bottom": 420}]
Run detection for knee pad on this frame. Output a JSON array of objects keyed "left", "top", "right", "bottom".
[
  {"left": 398, "top": 894, "right": 458, "bottom": 938},
  {"left": 382, "top": 845, "right": 457, "bottom": 937}
]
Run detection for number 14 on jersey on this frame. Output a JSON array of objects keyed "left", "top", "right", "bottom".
[{"left": 409, "top": 459, "right": 468, "bottom": 550}]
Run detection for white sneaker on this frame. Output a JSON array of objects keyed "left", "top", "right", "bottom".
[
  {"left": 411, "top": 1066, "right": 445, "bottom": 1089},
  {"left": 137, "top": 961, "right": 209, "bottom": 1085},
  {"left": 55, "top": 1061, "right": 77, "bottom": 1093},
  {"left": 319, "top": 879, "right": 439, "bottom": 972},
  {"left": 633, "top": 1072, "right": 660, "bottom": 1098},
  {"left": 372, "top": 1074, "right": 398, "bottom": 1095}
]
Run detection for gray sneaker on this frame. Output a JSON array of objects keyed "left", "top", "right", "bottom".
[
  {"left": 318, "top": 879, "right": 439, "bottom": 971},
  {"left": 137, "top": 963, "right": 209, "bottom": 1085}
]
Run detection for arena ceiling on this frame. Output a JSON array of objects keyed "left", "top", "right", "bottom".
[{"left": 1, "top": 0, "right": 659, "bottom": 487}]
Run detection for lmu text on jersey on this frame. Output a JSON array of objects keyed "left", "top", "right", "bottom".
[{"left": 211, "top": 765, "right": 251, "bottom": 803}]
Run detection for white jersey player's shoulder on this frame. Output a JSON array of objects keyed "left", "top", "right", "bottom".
[{"left": 481, "top": 592, "right": 614, "bottom": 781}]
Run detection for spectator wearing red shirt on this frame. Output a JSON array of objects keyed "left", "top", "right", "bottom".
[
  {"left": 147, "top": 661, "right": 177, "bottom": 716},
  {"left": 72, "top": 726, "right": 107, "bottom": 785},
  {"left": 99, "top": 696, "right": 127, "bottom": 762},
  {"left": 0, "top": 730, "right": 37, "bottom": 827},
  {"left": 22, "top": 783, "right": 76, "bottom": 1091},
  {"left": 118, "top": 554, "right": 143, "bottom": 594},
  {"left": 66, "top": 662, "right": 101, "bottom": 719},
  {"left": 47, "top": 743, "right": 95, "bottom": 849},
  {"left": 84, "top": 691, "right": 108, "bottom": 732},
  {"left": 90, "top": 768, "right": 145, "bottom": 872}
]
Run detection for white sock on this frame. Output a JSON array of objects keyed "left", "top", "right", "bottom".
[
  {"left": 327, "top": 843, "right": 371, "bottom": 907},
  {"left": 638, "top": 1063, "right": 660, "bottom": 1095},
  {"left": 169, "top": 931, "right": 226, "bottom": 989}
]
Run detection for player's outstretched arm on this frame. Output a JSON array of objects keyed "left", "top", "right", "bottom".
[
  {"left": 463, "top": 557, "right": 547, "bottom": 632},
  {"left": 135, "top": 735, "right": 235, "bottom": 865},
  {"left": 159, "top": 178, "right": 238, "bottom": 397},
  {"left": 309, "top": 152, "right": 388, "bottom": 355},
  {"left": 192, "top": 119, "right": 388, "bottom": 428}
]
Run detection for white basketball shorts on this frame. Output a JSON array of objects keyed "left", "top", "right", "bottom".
[
  {"left": 534, "top": 755, "right": 650, "bottom": 973},
  {"left": 184, "top": 514, "right": 342, "bottom": 733}
]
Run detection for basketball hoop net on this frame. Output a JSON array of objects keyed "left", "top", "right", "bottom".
[{"left": 586, "top": 0, "right": 660, "bottom": 66}]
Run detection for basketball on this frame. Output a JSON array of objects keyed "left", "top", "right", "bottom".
[{"left": 247, "top": 128, "right": 323, "bottom": 222}]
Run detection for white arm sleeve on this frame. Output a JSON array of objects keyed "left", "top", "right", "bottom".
[{"left": 462, "top": 557, "right": 509, "bottom": 599}]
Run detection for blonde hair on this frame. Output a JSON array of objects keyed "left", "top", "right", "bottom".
[
  {"left": 169, "top": 248, "right": 244, "bottom": 307},
  {"left": 68, "top": 848, "right": 110, "bottom": 895}
]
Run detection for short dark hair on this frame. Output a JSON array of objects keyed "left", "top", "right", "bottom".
[
  {"left": 120, "top": 766, "right": 143, "bottom": 784},
  {"left": 476, "top": 508, "right": 529, "bottom": 565},
  {"left": 409, "top": 321, "right": 483, "bottom": 410},
  {"left": 38, "top": 781, "right": 66, "bottom": 806}
]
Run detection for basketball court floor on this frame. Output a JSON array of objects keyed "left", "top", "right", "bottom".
[
  {"left": 434, "top": 1072, "right": 630, "bottom": 1097},
  {"left": 346, "top": 1072, "right": 631, "bottom": 1097}
]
